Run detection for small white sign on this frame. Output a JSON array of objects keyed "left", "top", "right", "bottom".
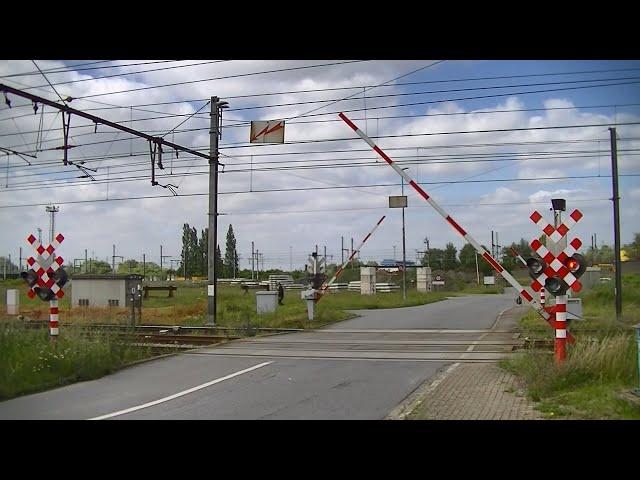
[
  {"left": 483, "top": 276, "right": 495, "bottom": 285},
  {"left": 432, "top": 280, "right": 445, "bottom": 285},
  {"left": 208, "top": 284, "right": 215, "bottom": 297},
  {"left": 389, "top": 196, "right": 408, "bottom": 208}
]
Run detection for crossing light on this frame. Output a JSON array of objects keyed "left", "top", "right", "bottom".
[
  {"left": 20, "top": 270, "right": 38, "bottom": 293},
  {"left": 526, "top": 257, "right": 545, "bottom": 278},
  {"left": 566, "top": 253, "right": 586, "bottom": 277},
  {"left": 545, "top": 254, "right": 587, "bottom": 297}
]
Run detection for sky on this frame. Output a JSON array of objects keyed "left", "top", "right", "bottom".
[{"left": 1, "top": 59, "right": 639, "bottom": 272}]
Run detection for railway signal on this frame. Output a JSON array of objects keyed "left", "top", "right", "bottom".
[
  {"left": 527, "top": 210, "right": 586, "bottom": 297},
  {"left": 526, "top": 207, "right": 586, "bottom": 363},
  {"left": 21, "top": 232, "right": 67, "bottom": 339}
]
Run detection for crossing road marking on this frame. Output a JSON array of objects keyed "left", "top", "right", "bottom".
[{"left": 89, "top": 361, "right": 272, "bottom": 420}]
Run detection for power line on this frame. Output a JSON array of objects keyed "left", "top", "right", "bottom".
[
  {"left": 11, "top": 147, "right": 637, "bottom": 181},
  {"left": 0, "top": 60, "right": 178, "bottom": 79},
  {"left": 1, "top": 172, "right": 637, "bottom": 196},
  {"left": 6, "top": 100, "right": 640, "bottom": 142},
  {"left": 17, "top": 60, "right": 231, "bottom": 91},
  {"left": 5, "top": 65, "right": 638, "bottom": 113},
  {"left": 73, "top": 61, "right": 370, "bottom": 100},
  {"left": 0, "top": 176, "right": 631, "bottom": 207},
  {"left": 224, "top": 75, "right": 640, "bottom": 113}
]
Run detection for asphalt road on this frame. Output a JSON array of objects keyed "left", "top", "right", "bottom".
[{"left": 0, "top": 293, "right": 519, "bottom": 420}]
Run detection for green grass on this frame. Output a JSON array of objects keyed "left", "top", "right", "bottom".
[
  {"left": 1, "top": 280, "right": 467, "bottom": 329},
  {"left": 0, "top": 321, "right": 154, "bottom": 400},
  {"left": 503, "top": 273, "right": 640, "bottom": 419}
]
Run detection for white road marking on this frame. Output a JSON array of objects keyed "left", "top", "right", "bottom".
[{"left": 88, "top": 361, "right": 273, "bottom": 420}]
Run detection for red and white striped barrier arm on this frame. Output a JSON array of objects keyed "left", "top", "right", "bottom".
[
  {"left": 510, "top": 247, "right": 527, "bottom": 266},
  {"left": 317, "top": 215, "right": 386, "bottom": 301},
  {"left": 338, "top": 112, "right": 549, "bottom": 320}
]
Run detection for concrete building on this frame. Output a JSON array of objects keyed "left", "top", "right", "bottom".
[{"left": 71, "top": 274, "right": 143, "bottom": 307}]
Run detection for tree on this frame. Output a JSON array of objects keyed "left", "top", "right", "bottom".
[
  {"left": 224, "top": 224, "right": 238, "bottom": 278},
  {"left": 117, "top": 259, "right": 139, "bottom": 274},
  {"left": 426, "top": 248, "right": 444, "bottom": 269},
  {"left": 443, "top": 243, "right": 459, "bottom": 271},
  {"left": 89, "top": 260, "right": 113, "bottom": 274},
  {"left": 215, "top": 244, "right": 223, "bottom": 277},
  {"left": 458, "top": 243, "right": 477, "bottom": 271}
]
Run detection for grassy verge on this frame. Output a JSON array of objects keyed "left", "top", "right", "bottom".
[
  {"left": 0, "top": 321, "right": 155, "bottom": 400},
  {"left": 1, "top": 281, "right": 464, "bottom": 329},
  {"left": 503, "top": 274, "right": 640, "bottom": 419}
]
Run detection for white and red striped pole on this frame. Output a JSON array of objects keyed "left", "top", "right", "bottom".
[
  {"left": 338, "top": 112, "right": 550, "bottom": 321},
  {"left": 317, "top": 215, "right": 386, "bottom": 302},
  {"left": 554, "top": 294, "right": 567, "bottom": 363},
  {"left": 50, "top": 298, "right": 59, "bottom": 337}
]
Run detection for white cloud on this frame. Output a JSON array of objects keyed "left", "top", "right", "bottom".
[{"left": 1, "top": 60, "right": 639, "bottom": 270}]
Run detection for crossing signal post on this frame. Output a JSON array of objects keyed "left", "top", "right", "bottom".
[
  {"left": 526, "top": 205, "right": 586, "bottom": 363},
  {"left": 21, "top": 232, "right": 67, "bottom": 345}
]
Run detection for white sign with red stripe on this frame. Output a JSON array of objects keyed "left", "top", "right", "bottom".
[{"left": 250, "top": 120, "right": 285, "bottom": 143}]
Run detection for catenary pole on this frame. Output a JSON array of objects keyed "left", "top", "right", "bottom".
[{"left": 609, "top": 127, "right": 623, "bottom": 320}]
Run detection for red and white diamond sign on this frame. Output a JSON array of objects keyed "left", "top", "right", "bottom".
[
  {"left": 529, "top": 210, "right": 583, "bottom": 292},
  {"left": 25, "top": 233, "right": 65, "bottom": 299}
]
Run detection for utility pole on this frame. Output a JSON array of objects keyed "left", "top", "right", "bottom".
[
  {"left": 112, "top": 245, "right": 123, "bottom": 276},
  {"left": 610, "top": 127, "right": 623, "bottom": 320},
  {"left": 207, "top": 96, "right": 228, "bottom": 326},
  {"left": 323, "top": 245, "right": 327, "bottom": 270},
  {"left": 143, "top": 253, "right": 146, "bottom": 279},
  {"left": 19, "top": 247, "right": 22, "bottom": 272},
  {"left": 251, "top": 241, "right": 255, "bottom": 280},
  {"left": 401, "top": 172, "right": 407, "bottom": 301},
  {"left": 45, "top": 205, "right": 59, "bottom": 251},
  {"left": 85, "top": 249, "right": 88, "bottom": 274},
  {"left": 290, "top": 246, "right": 293, "bottom": 272},
  {"left": 341, "top": 236, "right": 344, "bottom": 264},
  {"left": 475, "top": 252, "right": 480, "bottom": 284},
  {"left": 37, "top": 227, "right": 42, "bottom": 244},
  {"left": 256, "top": 249, "right": 260, "bottom": 280},
  {"left": 160, "top": 245, "right": 171, "bottom": 282},
  {"left": 424, "top": 237, "right": 430, "bottom": 267}
]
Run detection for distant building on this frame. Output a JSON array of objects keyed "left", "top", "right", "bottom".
[{"left": 71, "top": 274, "right": 143, "bottom": 307}]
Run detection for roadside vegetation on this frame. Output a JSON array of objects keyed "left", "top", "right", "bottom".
[
  {"left": 1, "top": 280, "right": 500, "bottom": 330},
  {"left": 503, "top": 274, "right": 640, "bottom": 419},
  {"left": 0, "top": 321, "right": 153, "bottom": 400},
  {"left": 0, "top": 278, "right": 502, "bottom": 400}
]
